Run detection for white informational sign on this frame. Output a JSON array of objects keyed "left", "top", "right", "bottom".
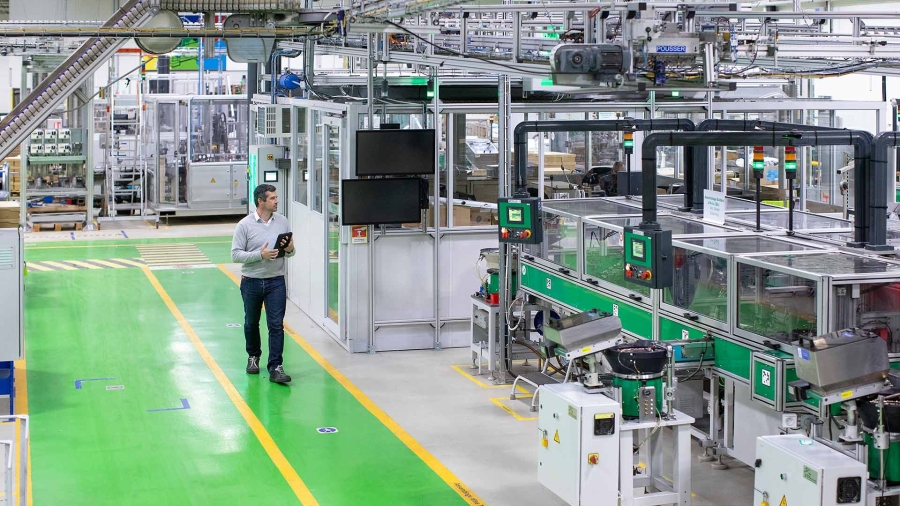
[{"left": 703, "top": 189, "right": 726, "bottom": 225}]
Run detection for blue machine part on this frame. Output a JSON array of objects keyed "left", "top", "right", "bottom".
[
  {"left": 278, "top": 72, "right": 303, "bottom": 90},
  {"left": 653, "top": 60, "right": 667, "bottom": 86},
  {"left": 534, "top": 309, "right": 560, "bottom": 336}
]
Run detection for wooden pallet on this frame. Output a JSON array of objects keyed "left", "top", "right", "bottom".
[{"left": 32, "top": 222, "right": 83, "bottom": 232}]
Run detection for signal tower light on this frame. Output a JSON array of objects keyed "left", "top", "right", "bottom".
[
  {"left": 623, "top": 131, "right": 634, "bottom": 153},
  {"left": 784, "top": 146, "right": 797, "bottom": 174}
]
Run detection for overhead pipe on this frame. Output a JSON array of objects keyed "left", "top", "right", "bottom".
[
  {"left": 642, "top": 131, "right": 872, "bottom": 246},
  {"left": 689, "top": 119, "right": 873, "bottom": 245},
  {"left": 512, "top": 118, "right": 696, "bottom": 195},
  {"left": 867, "top": 132, "right": 899, "bottom": 251}
]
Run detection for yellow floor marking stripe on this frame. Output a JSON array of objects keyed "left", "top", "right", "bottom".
[
  {"left": 14, "top": 419, "right": 20, "bottom": 505},
  {"left": 40, "top": 261, "right": 77, "bottom": 271},
  {"left": 13, "top": 354, "right": 30, "bottom": 506},
  {"left": 25, "top": 240, "right": 230, "bottom": 250},
  {"left": 217, "top": 264, "right": 487, "bottom": 506},
  {"left": 90, "top": 260, "right": 126, "bottom": 269},
  {"left": 113, "top": 259, "right": 146, "bottom": 267},
  {"left": 64, "top": 260, "right": 102, "bottom": 270},
  {"left": 489, "top": 396, "right": 539, "bottom": 421},
  {"left": 24, "top": 263, "right": 52, "bottom": 272},
  {"left": 450, "top": 365, "right": 530, "bottom": 394},
  {"left": 142, "top": 266, "right": 318, "bottom": 506}
]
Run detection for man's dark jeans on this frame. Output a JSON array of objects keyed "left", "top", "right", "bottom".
[{"left": 240, "top": 275, "right": 286, "bottom": 372}]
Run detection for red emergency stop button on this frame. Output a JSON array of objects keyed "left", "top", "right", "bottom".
[
  {"left": 523, "top": 229, "right": 532, "bottom": 239},
  {"left": 588, "top": 453, "right": 599, "bottom": 465},
  {"left": 641, "top": 270, "right": 652, "bottom": 281}
]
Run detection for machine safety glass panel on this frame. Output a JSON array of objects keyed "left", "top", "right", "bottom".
[
  {"left": 294, "top": 108, "right": 308, "bottom": 206},
  {"left": 752, "top": 252, "right": 900, "bottom": 278},
  {"left": 737, "top": 261, "right": 818, "bottom": 343},
  {"left": 189, "top": 98, "right": 248, "bottom": 163},
  {"left": 727, "top": 211, "right": 852, "bottom": 231},
  {"left": 543, "top": 198, "right": 641, "bottom": 217},
  {"left": 832, "top": 281, "right": 900, "bottom": 353},
  {"left": 596, "top": 215, "right": 736, "bottom": 236},
  {"left": 583, "top": 221, "right": 651, "bottom": 298},
  {"left": 665, "top": 237, "right": 822, "bottom": 323},
  {"left": 522, "top": 210, "right": 579, "bottom": 272},
  {"left": 664, "top": 245, "right": 728, "bottom": 322}
]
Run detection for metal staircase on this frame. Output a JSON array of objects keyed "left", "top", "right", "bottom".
[{"left": 0, "top": 0, "right": 153, "bottom": 161}]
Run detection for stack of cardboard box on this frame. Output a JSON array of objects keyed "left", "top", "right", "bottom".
[{"left": 0, "top": 202, "right": 20, "bottom": 229}]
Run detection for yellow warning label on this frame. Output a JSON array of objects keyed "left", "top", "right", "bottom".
[
  {"left": 841, "top": 391, "right": 853, "bottom": 399},
  {"left": 210, "top": 178, "right": 217, "bottom": 184},
  {"left": 553, "top": 430, "right": 560, "bottom": 444},
  {"left": 581, "top": 346, "right": 591, "bottom": 353},
  {"left": 779, "top": 495, "right": 787, "bottom": 506}
]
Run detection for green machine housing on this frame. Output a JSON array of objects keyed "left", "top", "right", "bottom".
[
  {"left": 498, "top": 197, "right": 542, "bottom": 244},
  {"left": 623, "top": 226, "right": 673, "bottom": 289}
]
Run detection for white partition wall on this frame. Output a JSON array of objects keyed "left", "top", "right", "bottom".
[{"left": 283, "top": 98, "right": 499, "bottom": 353}]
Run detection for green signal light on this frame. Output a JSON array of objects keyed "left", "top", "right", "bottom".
[
  {"left": 624, "top": 140, "right": 634, "bottom": 148},
  {"left": 753, "top": 161, "right": 765, "bottom": 170},
  {"left": 671, "top": 90, "right": 681, "bottom": 97},
  {"left": 785, "top": 162, "right": 797, "bottom": 170}
]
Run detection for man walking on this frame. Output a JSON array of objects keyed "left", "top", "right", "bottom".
[{"left": 231, "top": 184, "right": 294, "bottom": 384}]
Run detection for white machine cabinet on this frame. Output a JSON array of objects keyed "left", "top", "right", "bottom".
[
  {"left": 754, "top": 435, "right": 867, "bottom": 506},
  {"left": 538, "top": 383, "right": 620, "bottom": 506},
  {"left": 0, "top": 228, "right": 23, "bottom": 361}
]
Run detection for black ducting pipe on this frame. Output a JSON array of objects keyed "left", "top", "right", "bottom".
[
  {"left": 868, "top": 132, "right": 898, "bottom": 251},
  {"left": 691, "top": 120, "right": 857, "bottom": 210},
  {"left": 642, "top": 131, "right": 872, "bottom": 247},
  {"left": 688, "top": 120, "right": 873, "bottom": 245},
  {"left": 512, "top": 118, "right": 696, "bottom": 194}
]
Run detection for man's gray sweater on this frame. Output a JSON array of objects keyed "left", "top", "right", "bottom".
[{"left": 231, "top": 211, "right": 295, "bottom": 279}]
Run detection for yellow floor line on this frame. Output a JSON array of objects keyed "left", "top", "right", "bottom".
[
  {"left": 40, "top": 261, "right": 77, "bottom": 271},
  {"left": 217, "top": 265, "right": 487, "bottom": 506},
  {"left": 142, "top": 266, "right": 319, "bottom": 506},
  {"left": 112, "top": 259, "right": 145, "bottom": 267},
  {"left": 24, "top": 263, "right": 52, "bottom": 272},
  {"left": 64, "top": 260, "right": 102, "bottom": 270},
  {"left": 13, "top": 354, "right": 30, "bottom": 506},
  {"left": 89, "top": 260, "right": 126, "bottom": 269},
  {"left": 450, "top": 365, "right": 530, "bottom": 394},
  {"left": 489, "top": 396, "right": 539, "bottom": 421}
]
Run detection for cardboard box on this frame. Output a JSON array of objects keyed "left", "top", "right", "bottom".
[
  {"left": 528, "top": 151, "right": 577, "bottom": 170},
  {"left": 402, "top": 203, "right": 472, "bottom": 228},
  {"left": 0, "top": 201, "right": 20, "bottom": 228}
]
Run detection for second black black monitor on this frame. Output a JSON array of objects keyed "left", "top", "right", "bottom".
[{"left": 356, "top": 129, "right": 435, "bottom": 176}]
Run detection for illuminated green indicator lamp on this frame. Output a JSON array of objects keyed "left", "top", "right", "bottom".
[
  {"left": 785, "top": 161, "right": 797, "bottom": 171},
  {"left": 671, "top": 90, "right": 680, "bottom": 97},
  {"left": 784, "top": 146, "right": 797, "bottom": 171},
  {"left": 623, "top": 131, "right": 634, "bottom": 150},
  {"left": 624, "top": 140, "right": 634, "bottom": 148},
  {"left": 426, "top": 78, "right": 435, "bottom": 99},
  {"left": 753, "top": 161, "right": 765, "bottom": 170}
]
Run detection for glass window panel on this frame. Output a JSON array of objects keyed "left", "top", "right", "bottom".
[
  {"left": 522, "top": 211, "right": 578, "bottom": 271},
  {"left": 294, "top": 108, "right": 308, "bottom": 205},
  {"left": 311, "top": 110, "right": 323, "bottom": 213},
  {"left": 583, "top": 221, "right": 651, "bottom": 297},
  {"left": 832, "top": 282, "right": 900, "bottom": 353},
  {"left": 664, "top": 247, "right": 728, "bottom": 322},
  {"left": 737, "top": 262, "right": 817, "bottom": 342}
]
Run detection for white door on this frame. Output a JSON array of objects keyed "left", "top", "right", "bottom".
[{"left": 321, "top": 115, "right": 343, "bottom": 339}]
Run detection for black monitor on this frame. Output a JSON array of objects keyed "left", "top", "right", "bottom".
[
  {"left": 355, "top": 129, "right": 435, "bottom": 176},
  {"left": 341, "top": 178, "right": 425, "bottom": 225}
]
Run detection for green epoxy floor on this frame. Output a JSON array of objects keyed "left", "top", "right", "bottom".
[{"left": 23, "top": 249, "right": 470, "bottom": 505}]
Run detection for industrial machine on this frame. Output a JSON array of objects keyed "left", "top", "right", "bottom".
[
  {"left": 754, "top": 435, "right": 868, "bottom": 506},
  {"left": 249, "top": 145, "right": 289, "bottom": 208},
  {"left": 0, "top": 228, "right": 23, "bottom": 362},
  {"left": 534, "top": 309, "right": 693, "bottom": 506},
  {"left": 143, "top": 95, "right": 249, "bottom": 220}
]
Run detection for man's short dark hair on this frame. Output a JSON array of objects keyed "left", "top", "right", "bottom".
[{"left": 254, "top": 184, "right": 277, "bottom": 206}]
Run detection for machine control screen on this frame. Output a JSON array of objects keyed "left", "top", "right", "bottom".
[
  {"left": 507, "top": 208, "right": 523, "bottom": 223},
  {"left": 631, "top": 239, "right": 645, "bottom": 261},
  {"left": 264, "top": 171, "right": 279, "bottom": 183}
]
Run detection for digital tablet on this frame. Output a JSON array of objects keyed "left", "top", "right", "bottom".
[{"left": 275, "top": 232, "right": 293, "bottom": 258}]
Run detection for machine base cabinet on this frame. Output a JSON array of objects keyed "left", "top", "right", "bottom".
[
  {"left": 754, "top": 435, "right": 867, "bottom": 506},
  {"left": 538, "top": 383, "right": 620, "bottom": 506}
]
